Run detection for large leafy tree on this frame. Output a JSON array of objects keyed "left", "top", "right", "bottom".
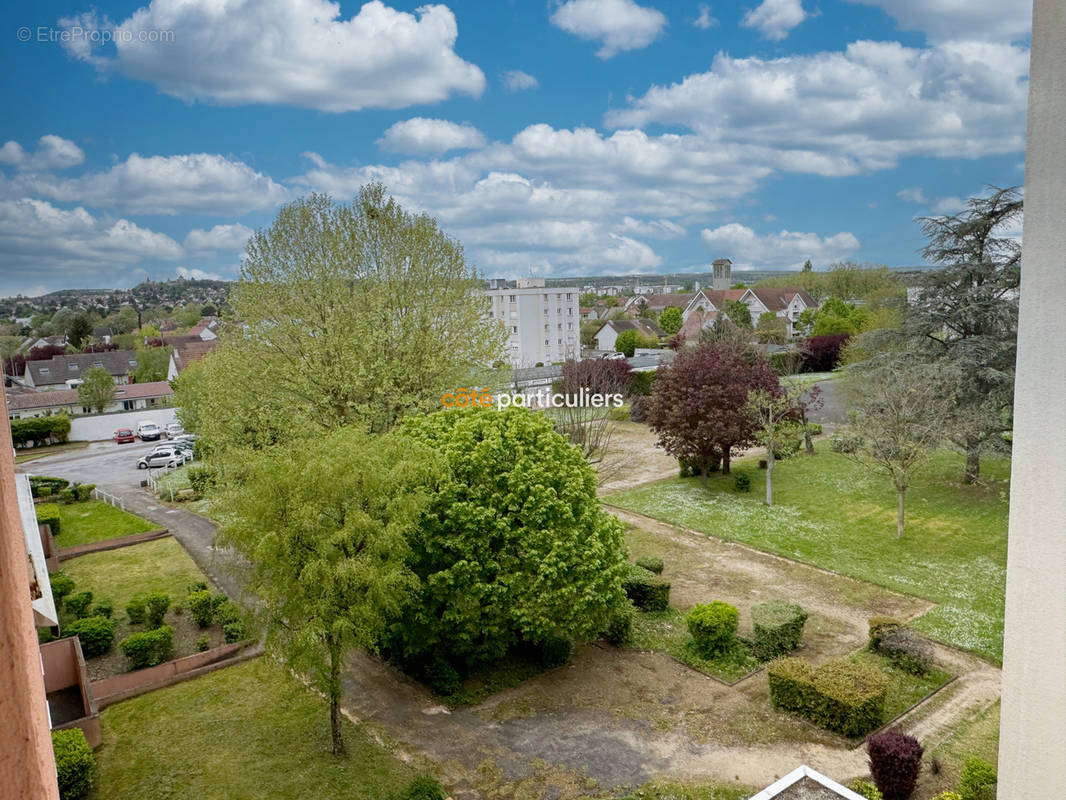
[
  {"left": 213, "top": 427, "right": 440, "bottom": 755},
  {"left": 392, "top": 407, "right": 629, "bottom": 669},
  {"left": 865, "top": 186, "right": 1022, "bottom": 483},
  {"left": 66, "top": 314, "right": 94, "bottom": 350},
  {"left": 646, "top": 340, "right": 780, "bottom": 476},
  {"left": 177, "top": 185, "right": 504, "bottom": 450},
  {"left": 659, "top": 306, "right": 683, "bottom": 335},
  {"left": 132, "top": 345, "right": 170, "bottom": 383},
  {"left": 77, "top": 367, "right": 116, "bottom": 413}
]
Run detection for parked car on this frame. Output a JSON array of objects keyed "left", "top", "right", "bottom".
[
  {"left": 164, "top": 422, "right": 185, "bottom": 439},
  {"left": 114, "top": 428, "right": 135, "bottom": 444},
  {"left": 136, "top": 421, "right": 162, "bottom": 441},
  {"left": 137, "top": 446, "right": 187, "bottom": 470}
]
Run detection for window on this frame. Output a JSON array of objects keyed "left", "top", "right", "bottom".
[
  {"left": 82, "top": 406, "right": 91, "bottom": 414},
  {"left": 567, "top": 323, "right": 573, "bottom": 330},
  {"left": 40, "top": 367, "right": 49, "bottom": 374},
  {"left": 566, "top": 293, "right": 572, "bottom": 300},
  {"left": 567, "top": 307, "right": 572, "bottom": 315},
  {"left": 68, "top": 364, "right": 79, "bottom": 371},
  {"left": 93, "top": 361, "right": 103, "bottom": 367},
  {"left": 511, "top": 326, "right": 518, "bottom": 334},
  {"left": 544, "top": 339, "right": 550, "bottom": 347},
  {"left": 544, "top": 323, "right": 549, "bottom": 331},
  {"left": 129, "top": 360, "right": 138, "bottom": 367},
  {"left": 509, "top": 295, "right": 516, "bottom": 302}
]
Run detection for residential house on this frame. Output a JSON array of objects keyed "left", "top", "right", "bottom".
[
  {"left": 22, "top": 350, "right": 142, "bottom": 390},
  {"left": 592, "top": 319, "right": 665, "bottom": 352},
  {"left": 675, "top": 308, "right": 718, "bottom": 343},
  {"left": 4, "top": 381, "right": 173, "bottom": 420},
  {"left": 485, "top": 278, "right": 581, "bottom": 367},
  {"left": 744, "top": 287, "right": 819, "bottom": 337},
  {"left": 188, "top": 317, "right": 219, "bottom": 341},
  {"left": 682, "top": 288, "right": 746, "bottom": 321},
  {"left": 166, "top": 339, "right": 218, "bottom": 380},
  {"left": 748, "top": 765, "right": 866, "bottom": 799},
  {"left": 624, "top": 293, "right": 695, "bottom": 316}
]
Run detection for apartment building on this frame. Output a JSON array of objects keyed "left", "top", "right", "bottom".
[{"left": 486, "top": 278, "right": 581, "bottom": 368}]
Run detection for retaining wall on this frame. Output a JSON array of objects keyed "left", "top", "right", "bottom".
[{"left": 57, "top": 529, "right": 170, "bottom": 561}]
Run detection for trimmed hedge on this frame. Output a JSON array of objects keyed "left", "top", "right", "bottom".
[
  {"left": 125, "top": 593, "right": 148, "bottom": 625},
  {"left": 144, "top": 592, "right": 170, "bottom": 629},
  {"left": 868, "top": 729, "right": 924, "bottom": 800},
  {"left": 119, "top": 625, "right": 174, "bottom": 669},
  {"left": 52, "top": 728, "right": 94, "bottom": 800},
  {"left": 622, "top": 564, "right": 670, "bottom": 611},
  {"left": 50, "top": 573, "right": 75, "bottom": 606},
  {"left": 65, "top": 616, "right": 116, "bottom": 658},
  {"left": 878, "top": 627, "right": 933, "bottom": 676},
  {"left": 31, "top": 475, "right": 70, "bottom": 497},
  {"left": 36, "top": 503, "right": 62, "bottom": 536},
  {"left": 603, "top": 603, "right": 634, "bottom": 645},
  {"left": 634, "top": 556, "right": 664, "bottom": 575},
  {"left": 686, "top": 601, "right": 739, "bottom": 657},
  {"left": 958, "top": 757, "right": 997, "bottom": 800},
  {"left": 64, "top": 591, "right": 93, "bottom": 619},
  {"left": 768, "top": 656, "right": 888, "bottom": 737},
  {"left": 10, "top": 415, "right": 70, "bottom": 449},
  {"left": 751, "top": 600, "right": 808, "bottom": 661}
]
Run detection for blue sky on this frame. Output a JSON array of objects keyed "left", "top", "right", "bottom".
[{"left": 0, "top": 0, "right": 1031, "bottom": 295}]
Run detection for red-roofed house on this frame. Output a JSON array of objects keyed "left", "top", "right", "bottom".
[{"left": 4, "top": 381, "right": 173, "bottom": 420}]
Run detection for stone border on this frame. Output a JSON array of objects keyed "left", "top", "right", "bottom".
[
  {"left": 58, "top": 529, "right": 170, "bottom": 561},
  {"left": 91, "top": 640, "right": 262, "bottom": 709}
]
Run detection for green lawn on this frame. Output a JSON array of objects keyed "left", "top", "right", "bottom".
[
  {"left": 60, "top": 537, "right": 208, "bottom": 614},
  {"left": 847, "top": 650, "right": 954, "bottom": 724},
  {"left": 630, "top": 608, "right": 760, "bottom": 682},
  {"left": 604, "top": 450, "right": 1009, "bottom": 663},
  {"left": 91, "top": 657, "right": 423, "bottom": 800},
  {"left": 54, "top": 500, "right": 156, "bottom": 548}
]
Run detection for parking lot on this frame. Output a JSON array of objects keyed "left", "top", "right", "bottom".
[{"left": 20, "top": 439, "right": 185, "bottom": 489}]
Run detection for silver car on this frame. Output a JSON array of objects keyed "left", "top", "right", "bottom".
[{"left": 137, "top": 446, "right": 187, "bottom": 470}]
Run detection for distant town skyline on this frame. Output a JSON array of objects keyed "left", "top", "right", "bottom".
[{"left": 0, "top": 0, "right": 1030, "bottom": 296}]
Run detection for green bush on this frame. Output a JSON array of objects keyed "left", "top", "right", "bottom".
[
  {"left": 806, "top": 422, "right": 823, "bottom": 437},
  {"left": 603, "top": 603, "right": 634, "bottom": 646},
  {"left": 958, "top": 757, "right": 997, "bottom": 800},
  {"left": 196, "top": 634, "right": 211, "bottom": 652},
  {"left": 609, "top": 405, "right": 630, "bottom": 421},
  {"left": 119, "top": 625, "right": 174, "bottom": 669},
  {"left": 11, "top": 415, "right": 70, "bottom": 449},
  {"left": 50, "top": 573, "right": 75, "bottom": 606},
  {"left": 538, "top": 635, "right": 572, "bottom": 668},
  {"left": 36, "top": 503, "right": 61, "bottom": 535},
  {"left": 930, "top": 794, "right": 962, "bottom": 800},
  {"left": 214, "top": 599, "right": 241, "bottom": 626},
  {"left": 187, "top": 589, "right": 217, "bottom": 628},
  {"left": 59, "top": 488, "right": 77, "bottom": 504},
  {"left": 634, "top": 556, "right": 664, "bottom": 575},
  {"left": 223, "top": 621, "right": 245, "bottom": 643},
  {"left": 878, "top": 627, "right": 933, "bottom": 676},
  {"left": 847, "top": 779, "right": 884, "bottom": 800},
  {"left": 767, "top": 656, "right": 888, "bottom": 737},
  {"left": 144, "top": 592, "right": 170, "bottom": 629},
  {"left": 125, "top": 593, "right": 148, "bottom": 625},
  {"left": 65, "top": 616, "right": 116, "bottom": 658},
  {"left": 74, "top": 484, "right": 95, "bottom": 502},
  {"left": 396, "top": 774, "right": 446, "bottom": 800},
  {"left": 751, "top": 600, "right": 808, "bottom": 661},
  {"left": 52, "top": 728, "right": 94, "bottom": 799},
  {"left": 187, "top": 466, "right": 217, "bottom": 496},
  {"left": 868, "top": 617, "right": 902, "bottom": 650},
  {"left": 423, "top": 656, "right": 462, "bottom": 696},
  {"left": 187, "top": 580, "right": 208, "bottom": 594},
  {"left": 31, "top": 475, "right": 69, "bottom": 497},
  {"left": 64, "top": 591, "right": 93, "bottom": 619},
  {"left": 91, "top": 600, "right": 112, "bottom": 619},
  {"left": 622, "top": 564, "right": 671, "bottom": 611},
  {"left": 733, "top": 471, "right": 752, "bottom": 492},
  {"left": 686, "top": 601, "right": 739, "bottom": 658}
]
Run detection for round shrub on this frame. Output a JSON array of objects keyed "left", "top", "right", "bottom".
[
  {"left": 59, "top": 488, "right": 77, "bottom": 504},
  {"left": 74, "top": 484, "right": 95, "bottom": 502},
  {"left": 867, "top": 729, "right": 924, "bottom": 800},
  {"left": 868, "top": 617, "right": 902, "bottom": 651},
  {"left": 958, "top": 757, "right": 996, "bottom": 800},
  {"left": 52, "top": 728, "right": 94, "bottom": 799},
  {"left": 214, "top": 599, "right": 241, "bottom": 626},
  {"left": 65, "top": 616, "right": 116, "bottom": 658},
  {"left": 187, "top": 589, "right": 217, "bottom": 628},
  {"left": 848, "top": 779, "right": 884, "bottom": 800},
  {"left": 733, "top": 471, "right": 751, "bottom": 492},
  {"left": 196, "top": 634, "right": 211, "bottom": 652},
  {"left": 144, "top": 592, "right": 171, "bottom": 629},
  {"left": 91, "top": 600, "right": 113, "bottom": 619},
  {"left": 878, "top": 627, "right": 933, "bottom": 676},
  {"left": 397, "top": 774, "right": 446, "bottom": 800},
  {"left": 119, "top": 625, "right": 173, "bottom": 670},
  {"left": 686, "top": 601, "right": 739, "bottom": 657},
  {"left": 64, "top": 591, "right": 94, "bottom": 619},
  {"left": 634, "top": 556, "right": 664, "bottom": 575},
  {"left": 223, "top": 621, "right": 245, "bottom": 643},
  {"left": 50, "top": 573, "right": 75, "bottom": 605},
  {"left": 125, "top": 593, "right": 148, "bottom": 625}
]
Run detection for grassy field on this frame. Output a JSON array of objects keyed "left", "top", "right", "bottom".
[
  {"left": 91, "top": 657, "right": 423, "bottom": 800},
  {"left": 54, "top": 500, "right": 156, "bottom": 548},
  {"left": 604, "top": 450, "right": 1009, "bottom": 663}
]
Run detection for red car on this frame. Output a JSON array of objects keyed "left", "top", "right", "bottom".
[{"left": 114, "top": 428, "right": 135, "bottom": 444}]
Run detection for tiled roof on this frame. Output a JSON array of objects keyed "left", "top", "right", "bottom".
[
  {"left": 25, "top": 350, "right": 144, "bottom": 384},
  {"left": 749, "top": 287, "right": 817, "bottom": 311},
  {"left": 5, "top": 381, "right": 173, "bottom": 410}
]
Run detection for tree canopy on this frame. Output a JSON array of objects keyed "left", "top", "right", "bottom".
[
  {"left": 77, "top": 367, "right": 116, "bottom": 413},
  {"left": 659, "top": 306, "right": 683, "bottom": 335}
]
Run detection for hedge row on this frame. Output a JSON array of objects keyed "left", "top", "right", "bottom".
[
  {"left": 30, "top": 475, "right": 69, "bottom": 497},
  {"left": 751, "top": 600, "right": 808, "bottom": 661},
  {"left": 52, "top": 728, "right": 94, "bottom": 799},
  {"left": 768, "top": 656, "right": 888, "bottom": 737},
  {"left": 10, "top": 415, "right": 71, "bottom": 449},
  {"left": 622, "top": 564, "right": 670, "bottom": 611},
  {"left": 36, "top": 503, "right": 61, "bottom": 535}
]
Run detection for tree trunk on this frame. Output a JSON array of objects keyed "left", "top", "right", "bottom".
[
  {"left": 328, "top": 640, "right": 345, "bottom": 756},
  {"left": 765, "top": 445, "right": 774, "bottom": 506},
  {"left": 896, "top": 486, "right": 906, "bottom": 539},
  {"left": 803, "top": 426, "right": 814, "bottom": 456},
  {"left": 722, "top": 446, "right": 731, "bottom": 475},
  {"left": 964, "top": 442, "right": 981, "bottom": 484}
]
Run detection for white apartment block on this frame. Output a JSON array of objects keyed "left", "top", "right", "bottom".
[{"left": 486, "top": 277, "right": 581, "bottom": 368}]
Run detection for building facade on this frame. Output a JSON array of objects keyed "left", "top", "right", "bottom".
[{"left": 486, "top": 278, "right": 581, "bottom": 367}]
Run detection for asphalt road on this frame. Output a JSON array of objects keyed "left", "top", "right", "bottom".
[{"left": 20, "top": 440, "right": 243, "bottom": 599}]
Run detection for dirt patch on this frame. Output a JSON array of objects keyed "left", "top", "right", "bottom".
[{"left": 596, "top": 422, "right": 679, "bottom": 495}]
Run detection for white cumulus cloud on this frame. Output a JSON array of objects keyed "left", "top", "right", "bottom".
[
  {"left": 183, "top": 223, "right": 254, "bottom": 254},
  {"left": 843, "top": 0, "right": 1031, "bottom": 43},
  {"left": 550, "top": 0, "right": 668, "bottom": 59},
  {"left": 377, "top": 118, "right": 487, "bottom": 155},
  {"left": 0, "top": 135, "right": 85, "bottom": 172},
  {"left": 176, "top": 266, "right": 225, "bottom": 280},
  {"left": 58, "top": 0, "right": 485, "bottom": 112},
  {"left": 692, "top": 4, "right": 717, "bottom": 29},
  {"left": 741, "top": 0, "right": 807, "bottom": 41},
  {"left": 700, "top": 223, "right": 860, "bottom": 268}
]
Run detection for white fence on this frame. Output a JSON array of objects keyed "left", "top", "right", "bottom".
[
  {"left": 91, "top": 487, "right": 126, "bottom": 512},
  {"left": 70, "top": 407, "right": 178, "bottom": 442}
]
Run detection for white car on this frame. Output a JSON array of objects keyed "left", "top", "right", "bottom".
[
  {"left": 137, "top": 446, "right": 187, "bottom": 470},
  {"left": 136, "top": 421, "right": 162, "bottom": 441},
  {"left": 164, "top": 422, "right": 185, "bottom": 439}
]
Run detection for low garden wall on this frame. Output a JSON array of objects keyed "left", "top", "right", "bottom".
[
  {"left": 91, "top": 640, "right": 261, "bottom": 709},
  {"left": 58, "top": 529, "right": 170, "bottom": 561},
  {"left": 41, "top": 637, "right": 101, "bottom": 747}
]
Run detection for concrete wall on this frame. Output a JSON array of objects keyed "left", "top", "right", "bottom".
[
  {"left": 997, "top": 0, "right": 1066, "bottom": 795},
  {"left": 69, "top": 406, "right": 178, "bottom": 442}
]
